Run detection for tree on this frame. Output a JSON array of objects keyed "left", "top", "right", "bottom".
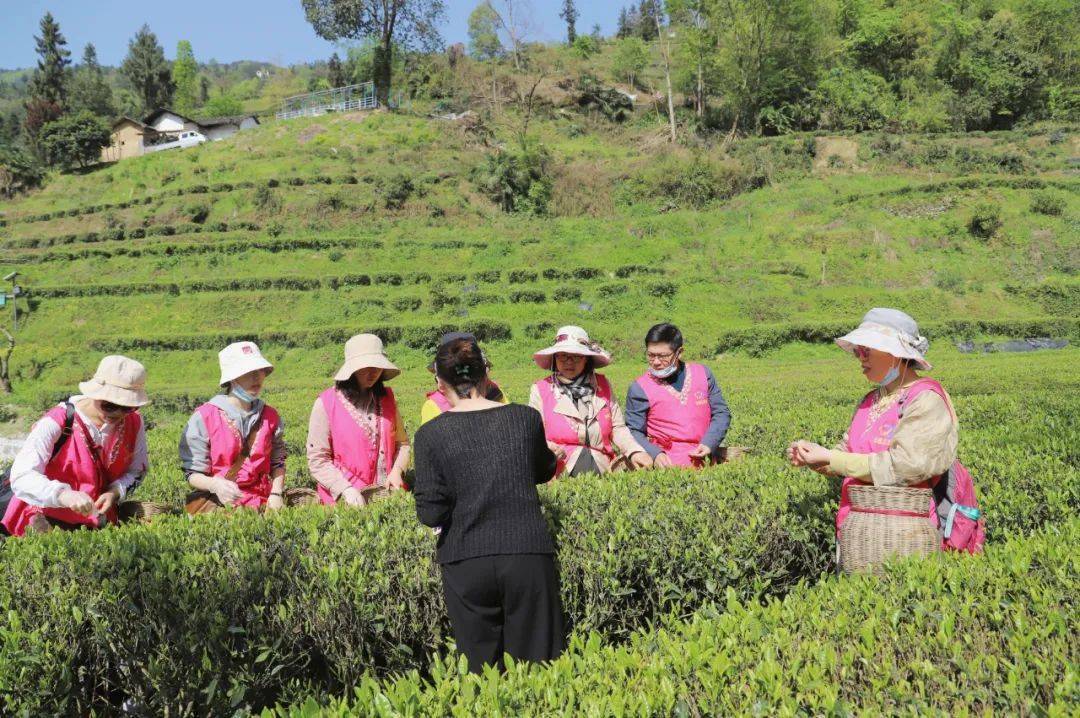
[
  {"left": 638, "top": 0, "right": 659, "bottom": 40},
  {"left": 199, "top": 76, "right": 211, "bottom": 105},
  {"left": 327, "top": 52, "right": 348, "bottom": 87},
  {"left": 301, "top": 0, "right": 446, "bottom": 107},
  {"left": 0, "top": 144, "right": 45, "bottom": 198},
  {"left": 122, "top": 25, "right": 175, "bottom": 114},
  {"left": 200, "top": 93, "right": 243, "bottom": 117},
  {"left": 172, "top": 40, "right": 199, "bottom": 113},
  {"left": 28, "top": 12, "right": 70, "bottom": 109},
  {"left": 486, "top": 0, "right": 534, "bottom": 70},
  {"left": 468, "top": 1, "right": 504, "bottom": 59},
  {"left": 612, "top": 36, "right": 649, "bottom": 87},
  {"left": 39, "top": 111, "right": 111, "bottom": 169},
  {"left": 22, "top": 98, "right": 63, "bottom": 148},
  {"left": 70, "top": 44, "right": 116, "bottom": 118},
  {"left": 560, "top": 0, "right": 579, "bottom": 43},
  {"left": 617, "top": 7, "right": 633, "bottom": 38}
]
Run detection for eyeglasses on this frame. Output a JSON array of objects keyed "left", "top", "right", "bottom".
[
  {"left": 645, "top": 350, "right": 678, "bottom": 362},
  {"left": 853, "top": 346, "right": 871, "bottom": 359},
  {"left": 100, "top": 401, "right": 136, "bottom": 414}
]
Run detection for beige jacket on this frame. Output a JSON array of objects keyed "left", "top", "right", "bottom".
[
  {"left": 528, "top": 375, "right": 646, "bottom": 475},
  {"left": 828, "top": 387, "right": 959, "bottom": 486}
]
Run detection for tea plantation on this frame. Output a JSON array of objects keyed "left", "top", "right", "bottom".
[{"left": 0, "top": 112, "right": 1076, "bottom": 715}]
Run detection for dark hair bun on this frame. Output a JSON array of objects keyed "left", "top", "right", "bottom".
[{"left": 436, "top": 337, "right": 488, "bottom": 398}]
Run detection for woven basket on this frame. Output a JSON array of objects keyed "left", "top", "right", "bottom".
[
  {"left": 839, "top": 485, "right": 940, "bottom": 575},
  {"left": 284, "top": 487, "right": 320, "bottom": 507},
  {"left": 117, "top": 500, "right": 176, "bottom": 524}
]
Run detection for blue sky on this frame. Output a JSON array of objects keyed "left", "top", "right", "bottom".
[{"left": 0, "top": 0, "right": 626, "bottom": 70}]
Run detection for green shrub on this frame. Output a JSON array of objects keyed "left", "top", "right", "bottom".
[
  {"left": 967, "top": 203, "right": 1003, "bottom": 239},
  {"left": 278, "top": 520, "right": 1078, "bottom": 717},
  {"left": 380, "top": 174, "right": 415, "bottom": 209},
  {"left": 185, "top": 203, "right": 210, "bottom": 224},
  {"left": 633, "top": 156, "right": 767, "bottom": 209},
  {"left": 508, "top": 269, "right": 538, "bottom": 284},
  {"left": 470, "top": 146, "right": 552, "bottom": 215},
  {"left": 509, "top": 289, "right": 546, "bottom": 303},
  {"left": 553, "top": 286, "right": 582, "bottom": 302},
  {"left": 1030, "top": 191, "right": 1065, "bottom": 216},
  {"left": 0, "top": 470, "right": 831, "bottom": 715}
]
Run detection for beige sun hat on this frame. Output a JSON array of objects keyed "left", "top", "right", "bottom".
[
  {"left": 219, "top": 341, "right": 274, "bottom": 385},
  {"left": 835, "top": 308, "right": 932, "bottom": 370},
  {"left": 533, "top": 325, "right": 611, "bottom": 370},
  {"left": 79, "top": 355, "right": 149, "bottom": 407},
  {"left": 335, "top": 333, "right": 401, "bottom": 382}
]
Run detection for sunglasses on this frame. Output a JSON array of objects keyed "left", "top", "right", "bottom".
[
  {"left": 100, "top": 401, "right": 137, "bottom": 414},
  {"left": 853, "top": 346, "right": 872, "bottom": 359}
]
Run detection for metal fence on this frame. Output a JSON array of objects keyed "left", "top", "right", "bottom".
[{"left": 275, "top": 82, "right": 379, "bottom": 121}]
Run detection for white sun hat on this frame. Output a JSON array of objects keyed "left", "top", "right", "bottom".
[
  {"left": 835, "top": 308, "right": 932, "bottom": 370},
  {"left": 219, "top": 341, "right": 275, "bottom": 385},
  {"left": 79, "top": 355, "right": 150, "bottom": 407},
  {"left": 533, "top": 325, "right": 611, "bottom": 370},
  {"left": 334, "top": 333, "right": 401, "bottom": 382}
]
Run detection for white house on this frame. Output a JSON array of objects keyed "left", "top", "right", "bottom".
[{"left": 102, "top": 108, "right": 260, "bottom": 162}]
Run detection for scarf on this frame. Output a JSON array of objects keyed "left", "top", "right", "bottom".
[{"left": 555, "top": 370, "right": 595, "bottom": 404}]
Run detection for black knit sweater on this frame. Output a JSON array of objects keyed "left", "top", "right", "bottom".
[{"left": 412, "top": 403, "right": 557, "bottom": 564}]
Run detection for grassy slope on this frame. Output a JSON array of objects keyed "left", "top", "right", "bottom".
[{"left": 0, "top": 110, "right": 1076, "bottom": 503}]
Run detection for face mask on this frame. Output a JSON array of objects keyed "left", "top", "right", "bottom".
[
  {"left": 230, "top": 384, "right": 259, "bottom": 404},
  {"left": 877, "top": 361, "right": 901, "bottom": 387},
  {"left": 649, "top": 362, "right": 679, "bottom": 379}
]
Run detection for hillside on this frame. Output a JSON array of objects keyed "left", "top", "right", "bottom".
[
  {"left": 0, "top": 109, "right": 1076, "bottom": 498},
  {"left": 0, "top": 105, "right": 1077, "bottom": 712}
]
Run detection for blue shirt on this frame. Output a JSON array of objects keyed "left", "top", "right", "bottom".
[{"left": 623, "top": 362, "right": 732, "bottom": 459}]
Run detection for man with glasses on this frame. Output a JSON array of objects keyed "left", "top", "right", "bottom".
[{"left": 624, "top": 323, "right": 731, "bottom": 469}]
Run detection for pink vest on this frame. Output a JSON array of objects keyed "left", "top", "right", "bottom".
[
  {"left": 197, "top": 402, "right": 281, "bottom": 509},
  {"left": 836, "top": 379, "right": 950, "bottom": 534},
  {"left": 317, "top": 387, "right": 399, "bottom": 505},
  {"left": 426, "top": 390, "right": 452, "bottom": 413},
  {"left": 2, "top": 406, "right": 140, "bottom": 536},
  {"left": 426, "top": 380, "right": 503, "bottom": 414},
  {"left": 634, "top": 363, "right": 713, "bottom": 468},
  {"left": 535, "top": 374, "right": 614, "bottom": 476}
]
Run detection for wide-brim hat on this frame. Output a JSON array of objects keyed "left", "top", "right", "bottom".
[
  {"left": 79, "top": 355, "right": 149, "bottom": 407},
  {"left": 219, "top": 341, "right": 275, "bottom": 385},
  {"left": 336, "top": 333, "right": 400, "bottom": 382},
  {"left": 533, "top": 325, "right": 611, "bottom": 370},
  {"left": 835, "top": 308, "right": 932, "bottom": 370},
  {"left": 427, "top": 331, "right": 478, "bottom": 373}
]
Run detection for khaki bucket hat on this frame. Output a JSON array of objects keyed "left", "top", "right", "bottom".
[
  {"left": 79, "top": 355, "right": 149, "bottom": 407},
  {"left": 533, "top": 325, "right": 611, "bottom": 370},
  {"left": 335, "top": 334, "right": 401, "bottom": 382}
]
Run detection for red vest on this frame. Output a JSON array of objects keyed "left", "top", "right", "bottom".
[
  {"left": 197, "top": 402, "right": 281, "bottom": 508},
  {"left": 2, "top": 405, "right": 141, "bottom": 536},
  {"left": 634, "top": 363, "right": 712, "bottom": 468},
  {"left": 317, "top": 387, "right": 399, "bottom": 504}
]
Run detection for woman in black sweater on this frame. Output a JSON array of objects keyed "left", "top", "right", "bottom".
[{"left": 413, "top": 336, "right": 565, "bottom": 673}]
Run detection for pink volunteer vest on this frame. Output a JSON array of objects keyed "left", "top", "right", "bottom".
[
  {"left": 426, "top": 380, "right": 504, "bottom": 415},
  {"left": 535, "top": 374, "right": 614, "bottom": 477},
  {"left": 197, "top": 402, "right": 281, "bottom": 509},
  {"left": 317, "top": 387, "right": 399, "bottom": 505},
  {"left": 425, "top": 390, "right": 452, "bottom": 413},
  {"left": 2, "top": 405, "right": 140, "bottom": 536},
  {"left": 835, "top": 379, "right": 954, "bottom": 534},
  {"left": 635, "top": 363, "right": 712, "bottom": 468}
]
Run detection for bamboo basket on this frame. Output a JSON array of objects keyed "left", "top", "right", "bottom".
[
  {"left": 284, "top": 487, "right": 320, "bottom": 507},
  {"left": 117, "top": 500, "right": 176, "bottom": 524},
  {"left": 839, "top": 485, "right": 940, "bottom": 575}
]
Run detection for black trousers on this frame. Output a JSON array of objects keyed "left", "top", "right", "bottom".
[{"left": 440, "top": 553, "right": 565, "bottom": 673}]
